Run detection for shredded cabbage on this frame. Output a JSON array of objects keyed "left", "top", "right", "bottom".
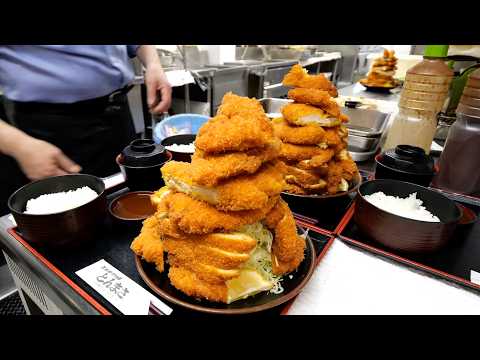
[{"left": 239, "top": 222, "right": 284, "bottom": 294}]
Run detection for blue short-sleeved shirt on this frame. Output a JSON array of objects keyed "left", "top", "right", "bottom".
[{"left": 0, "top": 45, "right": 140, "bottom": 103}]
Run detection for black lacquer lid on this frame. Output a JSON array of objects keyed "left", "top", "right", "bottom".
[
  {"left": 381, "top": 145, "right": 435, "bottom": 175},
  {"left": 121, "top": 139, "right": 168, "bottom": 167}
]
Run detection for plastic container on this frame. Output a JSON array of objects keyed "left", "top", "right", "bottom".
[
  {"left": 433, "top": 68, "right": 480, "bottom": 196},
  {"left": 153, "top": 114, "right": 209, "bottom": 143},
  {"left": 383, "top": 45, "right": 454, "bottom": 154}
]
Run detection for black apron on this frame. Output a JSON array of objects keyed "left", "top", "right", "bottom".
[{"left": 0, "top": 90, "right": 137, "bottom": 215}]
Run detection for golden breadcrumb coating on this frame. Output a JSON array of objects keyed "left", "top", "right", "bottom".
[
  {"left": 162, "top": 160, "right": 286, "bottom": 211},
  {"left": 168, "top": 266, "right": 228, "bottom": 302},
  {"left": 288, "top": 88, "right": 348, "bottom": 122},
  {"left": 282, "top": 64, "right": 338, "bottom": 97},
  {"left": 281, "top": 103, "right": 342, "bottom": 127},
  {"left": 130, "top": 216, "right": 164, "bottom": 272},
  {"left": 165, "top": 192, "right": 279, "bottom": 234},
  {"left": 272, "top": 117, "right": 326, "bottom": 145},
  {"left": 189, "top": 138, "right": 281, "bottom": 187}
]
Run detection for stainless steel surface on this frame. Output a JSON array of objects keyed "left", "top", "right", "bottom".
[
  {"left": 342, "top": 107, "right": 390, "bottom": 137},
  {"left": 259, "top": 98, "right": 292, "bottom": 115},
  {"left": 0, "top": 262, "right": 16, "bottom": 299},
  {"left": 348, "top": 133, "right": 379, "bottom": 151},
  {"left": 349, "top": 144, "right": 380, "bottom": 162},
  {"left": 339, "top": 82, "right": 402, "bottom": 102}
]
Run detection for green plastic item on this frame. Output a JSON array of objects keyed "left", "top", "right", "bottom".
[
  {"left": 446, "top": 63, "right": 480, "bottom": 116},
  {"left": 424, "top": 45, "right": 449, "bottom": 58}
]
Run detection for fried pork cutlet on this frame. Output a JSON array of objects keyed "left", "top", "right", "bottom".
[
  {"left": 284, "top": 182, "right": 308, "bottom": 195},
  {"left": 263, "top": 199, "right": 305, "bottom": 275},
  {"left": 281, "top": 103, "right": 343, "bottom": 128},
  {"left": 164, "top": 192, "right": 279, "bottom": 234},
  {"left": 195, "top": 93, "right": 273, "bottom": 154},
  {"left": 162, "top": 160, "right": 286, "bottom": 211},
  {"left": 131, "top": 216, "right": 164, "bottom": 272},
  {"left": 195, "top": 113, "right": 274, "bottom": 154},
  {"left": 272, "top": 117, "right": 326, "bottom": 145},
  {"left": 168, "top": 266, "right": 228, "bottom": 303},
  {"left": 285, "top": 165, "right": 327, "bottom": 191},
  {"left": 282, "top": 64, "right": 338, "bottom": 97},
  {"left": 216, "top": 92, "right": 266, "bottom": 118},
  {"left": 288, "top": 88, "right": 348, "bottom": 122},
  {"left": 297, "top": 148, "right": 335, "bottom": 170},
  {"left": 280, "top": 143, "right": 334, "bottom": 163},
  {"left": 189, "top": 138, "right": 281, "bottom": 187}
]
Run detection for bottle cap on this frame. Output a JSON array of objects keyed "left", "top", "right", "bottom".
[{"left": 424, "top": 45, "right": 449, "bottom": 58}]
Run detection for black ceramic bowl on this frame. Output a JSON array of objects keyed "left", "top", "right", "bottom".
[
  {"left": 354, "top": 179, "right": 462, "bottom": 253},
  {"left": 281, "top": 172, "right": 362, "bottom": 214},
  {"left": 116, "top": 151, "right": 172, "bottom": 192},
  {"left": 375, "top": 152, "right": 435, "bottom": 187},
  {"left": 161, "top": 134, "right": 196, "bottom": 163},
  {"left": 8, "top": 174, "right": 107, "bottom": 249}
]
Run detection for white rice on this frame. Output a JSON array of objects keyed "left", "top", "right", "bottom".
[
  {"left": 363, "top": 192, "right": 440, "bottom": 223},
  {"left": 164, "top": 143, "right": 195, "bottom": 153},
  {"left": 24, "top": 186, "right": 98, "bottom": 215}
]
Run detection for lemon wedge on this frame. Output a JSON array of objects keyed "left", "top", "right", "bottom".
[{"left": 226, "top": 269, "right": 273, "bottom": 304}]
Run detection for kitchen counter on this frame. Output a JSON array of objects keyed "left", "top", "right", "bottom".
[{"left": 339, "top": 82, "right": 402, "bottom": 102}]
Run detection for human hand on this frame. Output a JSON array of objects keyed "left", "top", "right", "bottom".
[
  {"left": 145, "top": 64, "right": 172, "bottom": 115},
  {"left": 12, "top": 137, "right": 82, "bottom": 181}
]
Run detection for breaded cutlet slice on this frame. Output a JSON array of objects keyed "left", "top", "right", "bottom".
[
  {"left": 288, "top": 88, "right": 348, "bottom": 121},
  {"left": 164, "top": 192, "right": 279, "bottom": 234},
  {"left": 281, "top": 103, "right": 343, "bottom": 128},
  {"left": 168, "top": 266, "right": 228, "bottom": 303},
  {"left": 161, "top": 160, "right": 286, "bottom": 212},
  {"left": 131, "top": 216, "right": 164, "bottom": 272},
  {"left": 282, "top": 64, "right": 338, "bottom": 97},
  {"left": 272, "top": 117, "right": 326, "bottom": 145},
  {"left": 189, "top": 138, "right": 281, "bottom": 187}
]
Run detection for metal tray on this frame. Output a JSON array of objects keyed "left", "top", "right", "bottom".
[
  {"left": 348, "top": 133, "right": 379, "bottom": 152},
  {"left": 260, "top": 99, "right": 390, "bottom": 137},
  {"left": 342, "top": 107, "right": 390, "bottom": 138}
]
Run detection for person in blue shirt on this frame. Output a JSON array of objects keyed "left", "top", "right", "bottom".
[{"left": 0, "top": 45, "right": 172, "bottom": 215}]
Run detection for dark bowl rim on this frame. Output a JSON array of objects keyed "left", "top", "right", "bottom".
[
  {"left": 375, "top": 153, "right": 435, "bottom": 177},
  {"left": 116, "top": 151, "right": 172, "bottom": 169},
  {"left": 282, "top": 171, "right": 362, "bottom": 199},
  {"left": 357, "top": 179, "right": 463, "bottom": 225},
  {"left": 7, "top": 173, "right": 106, "bottom": 217},
  {"left": 161, "top": 134, "right": 196, "bottom": 155},
  {"left": 108, "top": 191, "right": 155, "bottom": 221}
]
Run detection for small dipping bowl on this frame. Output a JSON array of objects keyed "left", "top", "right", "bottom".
[
  {"left": 354, "top": 179, "right": 462, "bottom": 253},
  {"left": 161, "top": 134, "right": 196, "bottom": 162},
  {"left": 109, "top": 191, "right": 156, "bottom": 223}
]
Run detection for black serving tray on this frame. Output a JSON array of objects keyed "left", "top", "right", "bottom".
[
  {"left": 337, "top": 189, "right": 480, "bottom": 293},
  {"left": 8, "top": 187, "right": 332, "bottom": 316}
]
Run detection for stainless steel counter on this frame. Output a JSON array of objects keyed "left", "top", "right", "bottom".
[{"left": 339, "top": 82, "right": 402, "bottom": 102}]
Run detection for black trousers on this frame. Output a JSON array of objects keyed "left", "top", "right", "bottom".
[{"left": 0, "top": 92, "right": 137, "bottom": 216}]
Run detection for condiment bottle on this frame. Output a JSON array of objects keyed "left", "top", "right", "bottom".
[
  {"left": 432, "top": 69, "right": 480, "bottom": 196},
  {"left": 383, "top": 45, "right": 454, "bottom": 154}
]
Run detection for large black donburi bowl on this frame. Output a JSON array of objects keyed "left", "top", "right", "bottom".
[
  {"left": 354, "top": 179, "right": 462, "bottom": 253},
  {"left": 8, "top": 174, "right": 107, "bottom": 250}
]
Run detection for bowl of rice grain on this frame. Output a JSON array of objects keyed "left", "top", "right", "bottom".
[
  {"left": 354, "top": 179, "right": 462, "bottom": 253},
  {"left": 8, "top": 174, "right": 107, "bottom": 249}
]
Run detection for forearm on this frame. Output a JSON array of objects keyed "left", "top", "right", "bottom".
[
  {"left": 136, "top": 45, "right": 163, "bottom": 70},
  {"left": 0, "top": 120, "right": 31, "bottom": 157}
]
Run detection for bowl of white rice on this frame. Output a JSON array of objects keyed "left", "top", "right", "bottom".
[
  {"left": 161, "top": 134, "right": 196, "bottom": 162},
  {"left": 354, "top": 179, "right": 462, "bottom": 253},
  {"left": 8, "top": 174, "right": 107, "bottom": 249}
]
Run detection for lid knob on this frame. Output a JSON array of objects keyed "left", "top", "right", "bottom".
[
  {"left": 131, "top": 139, "right": 156, "bottom": 153},
  {"left": 395, "top": 145, "right": 426, "bottom": 159},
  {"left": 120, "top": 139, "right": 168, "bottom": 167}
]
